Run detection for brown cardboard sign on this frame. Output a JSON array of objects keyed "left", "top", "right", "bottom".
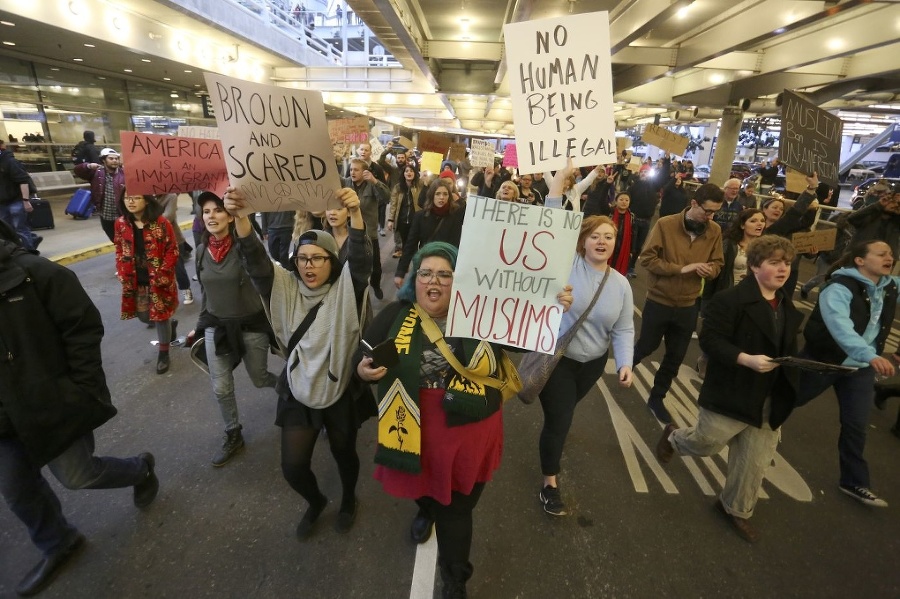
[
  {"left": 641, "top": 124, "right": 689, "bottom": 156},
  {"left": 418, "top": 131, "right": 454, "bottom": 155},
  {"left": 791, "top": 228, "right": 836, "bottom": 253},
  {"left": 448, "top": 142, "right": 467, "bottom": 162}
]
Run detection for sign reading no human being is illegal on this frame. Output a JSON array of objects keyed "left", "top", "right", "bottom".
[
  {"left": 504, "top": 11, "right": 617, "bottom": 173},
  {"left": 203, "top": 72, "right": 342, "bottom": 215}
]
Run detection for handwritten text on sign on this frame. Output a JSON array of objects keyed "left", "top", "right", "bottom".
[
  {"left": 121, "top": 131, "right": 229, "bottom": 196},
  {"left": 203, "top": 72, "right": 341, "bottom": 215},
  {"left": 447, "top": 196, "right": 581, "bottom": 353},
  {"left": 504, "top": 12, "right": 616, "bottom": 172},
  {"left": 779, "top": 90, "right": 843, "bottom": 187},
  {"left": 470, "top": 139, "right": 495, "bottom": 168},
  {"left": 641, "top": 124, "right": 690, "bottom": 156}
]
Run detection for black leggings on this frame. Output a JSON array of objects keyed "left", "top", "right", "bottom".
[
  {"left": 538, "top": 353, "right": 609, "bottom": 476},
  {"left": 417, "top": 483, "right": 485, "bottom": 566},
  {"left": 280, "top": 416, "right": 359, "bottom": 511}
]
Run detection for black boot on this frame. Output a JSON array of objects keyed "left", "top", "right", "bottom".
[
  {"left": 156, "top": 351, "right": 170, "bottom": 375},
  {"left": 874, "top": 381, "right": 900, "bottom": 410},
  {"left": 211, "top": 426, "right": 245, "bottom": 467},
  {"left": 439, "top": 559, "right": 473, "bottom": 599}
]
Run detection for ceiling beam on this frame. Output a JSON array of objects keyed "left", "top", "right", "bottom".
[{"left": 609, "top": 0, "right": 693, "bottom": 53}]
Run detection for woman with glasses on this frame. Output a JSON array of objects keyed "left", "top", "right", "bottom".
[
  {"left": 223, "top": 186, "right": 372, "bottom": 540},
  {"left": 114, "top": 193, "right": 179, "bottom": 374},
  {"left": 357, "top": 242, "right": 571, "bottom": 598},
  {"left": 188, "top": 191, "right": 278, "bottom": 468},
  {"left": 393, "top": 179, "right": 466, "bottom": 289}
]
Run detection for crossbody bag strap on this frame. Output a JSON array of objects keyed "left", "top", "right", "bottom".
[
  {"left": 414, "top": 303, "right": 505, "bottom": 391},
  {"left": 554, "top": 266, "right": 611, "bottom": 357},
  {"left": 287, "top": 300, "right": 324, "bottom": 351}
]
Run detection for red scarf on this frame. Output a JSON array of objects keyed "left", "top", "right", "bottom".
[
  {"left": 207, "top": 234, "right": 233, "bottom": 263},
  {"left": 610, "top": 209, "right": 633, "bottom": 275},
  {"left": 431, "top": 202, "right": 451, "bottom": 216}
]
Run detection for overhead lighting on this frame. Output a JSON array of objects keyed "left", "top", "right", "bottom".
[
  {"left": 1, "top": 21, "right": 15, "bottom": 26},
  {"left": 184, "top": 69, "right": 192, "bottom": 73},
  {"left": 170, "top": 93, "right": 179, "bottom": 98},
  {"left": 163, "top": 77, "right": 171, "bottom": 81},
  {"left": 68, "top": 1, "right": 85, "bottom": 16},
  {"left": 2, "top": 41, "right": 15, "bottom": 46},
  {"left": 141, "top": 58, "right": 151, "bottom": 63},
  {"left": 827, "top": 38, "right": 845, "bottom": 51},
  {"left": 676, "top": 6, "right": 691, "bottom": 19},
  {"left": 84, "top": 43, "right": 95, "bottom": 48},
  {"left": 73, "top": 57, "right": 83, "bottom": 61},
  {"left": 124, "top": 68, "right": 132, "bottom": 73}
]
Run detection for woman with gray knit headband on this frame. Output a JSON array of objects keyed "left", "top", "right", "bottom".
[{"left": 224, "top": 186, "right": 373, "bottom": 540}]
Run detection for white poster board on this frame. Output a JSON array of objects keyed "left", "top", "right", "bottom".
[
  {"left": 504, "top": 11, "right": 617, "bottom": 173},
  {"left": 203, "top": 72, "right": 341, "bottom": 215},
  {"left": 369, "top": 137, "right": 385, "bottom": 161},
  {"left": 470, "top": 139, "right": 495, "bottom": 168},
  {"left": 177, "top": 126, "right": 220, "bottom": 139},
  {"left": 447, "top": 195, "right": 581, "bottom": 353}
]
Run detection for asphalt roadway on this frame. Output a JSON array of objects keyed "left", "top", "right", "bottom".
[{"left": 1, "top": 194, "right": 899, "bottom": 599}]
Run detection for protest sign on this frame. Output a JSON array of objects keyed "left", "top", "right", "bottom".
[
  {"left": 641, "top": 124, "right": 689, "bottom": 156},
  {"left": 369, "top": 137, "right": 386, "bottom": 162},
  {"left": 792, "top": 227, "right": 837, "bottom": 253},
  {"left": 470, "top": 139, "right": 495, "bottom": 168},
  {"left": 448, "top": 142, "right": 467, "bottom": 163},
  {"left": 420, "top": 151, "right": 443, "bottom": 175},
  {"left": 328, "top": 117, "right": 369, "bottom": 159},
  {"left": 503, "top": 143, "right": 518, "bottom": 168},
  {"left": 398, "top": 136, "right": 414, "bottom": 151},
  {"left": 784, "top": 167, "right": 808, "bottom": 194},
  {"left": 504, "top": 11, "right": 616, "bottom": 173},
  {"left": 418, "top": 131, "right": 453, "bottom": 155},
  {"left": 447, "top": 195, "right": 581, "bottom": 353},
  {"left": 626, "top": 154, "right": 641, "bottom": 173},
  {"left": 779, "top": 89, "right": 843, "bottom": 186},
  {"left": 203, "top": 72, "right": 341, "bottom": 215},
  {"left": 121, "top": 131, "right": 229, "bottom": 196},
  {"left": 177, "top": 126, "right": 219, "bottom": 139}
]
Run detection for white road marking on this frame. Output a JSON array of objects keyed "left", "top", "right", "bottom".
[{"left": 410, "top": 534, "right": 438, "bottom": 599}]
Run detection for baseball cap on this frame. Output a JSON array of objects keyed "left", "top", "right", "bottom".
[{"left": 100, "top": 148, "right": 119, "bottom": 158}]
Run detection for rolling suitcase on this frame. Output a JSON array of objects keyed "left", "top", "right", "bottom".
[
  {"left": 27, "top": 197, "right": 55, "bottom": 230},
  {"left": 65, "top": 188, "right": 95, "bottom": 219}
]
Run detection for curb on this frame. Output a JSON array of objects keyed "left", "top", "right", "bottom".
[{"left": 48, "top": 219, "right": 195, "bottom": 266}]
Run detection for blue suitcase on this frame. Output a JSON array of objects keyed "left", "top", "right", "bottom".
[{"left": 65, "top": 189, "right": 94, "bottom": 219}]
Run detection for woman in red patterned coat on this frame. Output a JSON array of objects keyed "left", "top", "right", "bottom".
[{"left": 114, "top": 193, "right": 179, "bottom": 374}]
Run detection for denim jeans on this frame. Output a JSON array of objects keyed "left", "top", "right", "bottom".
[
  {"left": 205, "top": 328, "right": 277, "bottom": 431},
  {"left": 0, "top": 433, "right": 147, "bottom": 555},
  {"left": 797, "top": 362, "right": 876, "bottom": 488},
  {"left": 633, "top": 299, "right": 700, "bottom": 404},
  {"left": 671, "top": 408, "right": 780, "bottom": 518},
  {"left": 628, "top": 217, "right": 652, "bottom": 270},
  {"left": 0, "top": 200, "right": 35, "bottom": 250}
]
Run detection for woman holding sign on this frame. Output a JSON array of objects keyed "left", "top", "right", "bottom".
[
  {"left": 393, "top": 179, "right": 465, "bottom": 289},
  {"left": 535, "top": 166, "right": 635, "bottom": 517},
  {"left": 357, "top": 241, "right": 572, "bottom": 598},
  {"left": 223, "top": 186, "right": 373, "bottom": 540}
]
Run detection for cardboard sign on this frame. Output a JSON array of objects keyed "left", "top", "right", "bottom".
[
  {"left": 177, "top": 126, "right": 220, "bottom": 139},
  {"left": 121, "top": 131, "right": 229, "bottom": 196},
  {"left": 420, "top": 151, "right": 443, "bottom": 175},
  {"left": 792, "top": 228, "right": 837, "bottom": 253},
  {"left": 203, "top": 72, "right": 341, "bottom": 215},
  {"left": 503, "top": 143, "right": 518, "bottom": 168},
  {"left": 418, "top": 131, "right": 453, "bottom": 155},
  {"left": 504, "top": 11, "right": 617, "bottom": 172},
  {"left": 449, "top": 142, "right": 467, "bottom": 162},
  {"left": 779, "top": 90, "right": 843, "bottom": 187},
  {"left": 641, "top": 124, "right": 689, "bottom": 156},
  {"left": 626, "top": 154, "right": 641, "bottom": 173},
  {"left": 784, "top": 167, "right": 808, "bottom": 194},
  {"left": 398, "top": 136, "right": 414, "bottom": 151},
  {"left": 470, "top": 139, "right": 495, "bottom": 168},
  {"left": 447, "top": 196, "right": 581, "bottom": 353},
  {"left": 369, "top": 137, "right": 385, "bottom": 161},
  {"left": 328, "top": 117, "right": 369, "bottom": 159}
]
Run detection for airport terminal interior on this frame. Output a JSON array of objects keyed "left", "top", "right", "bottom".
[{"left": 1, "top": 0, "right": 899, "bottom": 597}]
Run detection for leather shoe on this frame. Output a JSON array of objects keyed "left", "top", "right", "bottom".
[
  {"left": 156, "top": 352, "right": 170, "bottom": 375},
  {"left": 410, "top": 508, "right": 434, "bottom": 544},
  {"left": 715, "top": 500, "right": 759, "bottom": 543},
  {"left": 656, "top": 424, "right": 677, "bottom": 464},
  {"left": 16, "top": 532, "right": 85, "bottom": 596},
  {"left": 134, "top": 452, "right": 159, "bottom": 508}
]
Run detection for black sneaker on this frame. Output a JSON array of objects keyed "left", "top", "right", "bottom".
[
  {"left": 211, "top": 426, "right": 245, "bottom": 467},
  {"left": 540, "top": 485, "right": 567, "bottom": 516},
  {"left": 134, "top": 453, "right": 159, "bottom": 508},
  {"left": 839, "top": 485, "right": 888, "bottom": 507},
  {"left": 647, "top": 396, "right": 673, "bottom": 424}
]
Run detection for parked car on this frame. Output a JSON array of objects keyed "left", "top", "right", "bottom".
[
  {"left": 693, "top": 165, "right": 710, "bottom": 183},
  {"left": 846, "top": 164, "right": 876, "bottom": 181},
  {"left": 730, "top": 162, "right": 753, "bottom": 180},
  {"left": 849, "top": 177, "right": 900, "bottom": 209}
]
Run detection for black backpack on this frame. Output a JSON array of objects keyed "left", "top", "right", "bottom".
[{"left": 71, "top": 141, "right": 88, "bottom": 165}]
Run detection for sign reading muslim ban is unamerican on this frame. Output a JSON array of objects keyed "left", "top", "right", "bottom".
[
  {"left": 779, "top": 89, "right": 843, "bottom": 187},
  {"left": 447, "top": 196, "right": 581, "bottom": 354},
  {"left": 203, "top": 72, "right": 341, "bottom": 215},
  {"left": 121, "top": 131, "right": 230, "bottom": 196},
  {"left": 504, "top": 11, "right": 617, "bottom": 172}
]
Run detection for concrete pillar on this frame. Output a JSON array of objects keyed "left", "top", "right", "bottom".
[{"left": 709, "top": 107, "right": 744, "bottom": 187}]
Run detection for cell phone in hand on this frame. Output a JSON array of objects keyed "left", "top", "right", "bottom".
[{"left": 361, "top": 338, "right": 399, "bottom": 369}]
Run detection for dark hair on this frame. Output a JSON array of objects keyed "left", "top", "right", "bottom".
[
  {"left": 694, "top": 183, "right": 724, "bottom": 205},
  {"left": 423, "top": 179, "right": 459, "bottom": 213},
  {"left": 825, "top": 239, "right": 888, "bottom": 280},
  {"left": 397, "top": 165, "right": 420, "bottom": 194},
  {"left": 745, "top": 235, "right": 795, "bottom": 268},
  {"left": 197, "top": 193, "right": 235, "bottom": 246},
  {"left": 724, "top": 208, "right": 764, "bottom": 244},
  {"left": 118, "top": 192, "right": 163, "bottom": 225}
]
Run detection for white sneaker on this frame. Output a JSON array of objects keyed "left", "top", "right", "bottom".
[
  {"left": 839, "top": 485, "right": 888, "bottom": 507},
  {"left": 183, "top": 290, "right": 194, "bottom": 305}
]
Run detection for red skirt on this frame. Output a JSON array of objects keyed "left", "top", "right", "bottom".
[{"left": 374, "top": 387, "right": 503, "bottom": 506}]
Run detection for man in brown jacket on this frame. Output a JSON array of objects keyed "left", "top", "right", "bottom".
[{"left": 633, "top": 183, "right": 725, "bottom": 424}]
